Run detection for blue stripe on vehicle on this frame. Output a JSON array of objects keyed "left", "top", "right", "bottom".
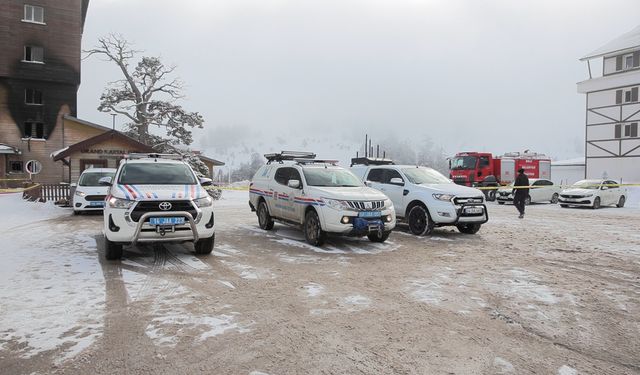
[
  {"left": 153, "top": 192, "right": 158, "bottom": 199},
  {"left": 184, "top": 184, "right": 189, "bottom": 198},
  {"left": 117, "top": 185, "right": 131, "bottom": 200}
]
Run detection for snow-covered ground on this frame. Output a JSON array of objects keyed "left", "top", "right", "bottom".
[{"left": 1, "top": 190, "right": 639, "bottom": 374}]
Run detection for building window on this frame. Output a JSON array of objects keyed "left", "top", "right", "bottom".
[
  {"left": 9, "top": 160, "right": 23, "bottom": 173},
  {"left": 25, "top": 89, "right": 43, "bottom": 105},
  {"left": 24, "top": 46, "right": 44, "bottom": 63},
  {"left": 23, "top": 5, "right": 44, "bottom": 24},
  {"left": 624, "top": 54, "right": 634, "bottom": 70},
  {"left": 24, "top": 122, "right": 44, "bottom": 139},
  {"left": 615, "top": 123, "right": 638, "bottom": 139}
]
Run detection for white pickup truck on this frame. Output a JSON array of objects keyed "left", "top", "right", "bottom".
[
  {"left": 351, "top": 159, "right": 487, "bottom": 235},
  {"left": 101, "top": 154, "right": 216, "bottom": 260}
]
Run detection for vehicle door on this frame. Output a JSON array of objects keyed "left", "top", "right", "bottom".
[
  {"left": 272, "top": 167, "right": 294, "bottom": 219},
  {"left": 365, "top": 168, "right": 397, "bottom": 213},
  {"left": 604, "top": 180, "right": 619, "bottom": 205},
  {"left": 283, "top": 167, "right": 305, "bottom": 223},
  {"left": 530, "top": 180, "right": 548, "bottom": 202},
  {"left": 380, "top": 169, "right": 407, "bottom": 216}
]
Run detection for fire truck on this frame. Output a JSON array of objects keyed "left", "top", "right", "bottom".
[{"left": 448, "top": 151, "right": 551, "bottom": 201}]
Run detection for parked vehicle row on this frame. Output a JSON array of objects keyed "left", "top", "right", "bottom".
[
  {"left": 78, "top": 152, "right": 628, "bottom": 260},
  {"left": 495, "top": 178, "right": 627, "bottom": 210}
]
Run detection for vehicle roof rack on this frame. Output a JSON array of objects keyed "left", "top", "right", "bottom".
[
  {"left": 350, "top": 157, "right": 395, "bottom": 166},
  {"left": 265, "top": 151, "right": 316, "bottom": 164},
  {"left": 294, "top": 158, "right": 339, "bottom": 165},
  {"left": 124, "top": 153, "right": 185, "bottom": 160}
]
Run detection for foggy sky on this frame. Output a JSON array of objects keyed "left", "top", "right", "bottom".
[{"left": 78, "top": 0, "right": 640, "bottom": 161}]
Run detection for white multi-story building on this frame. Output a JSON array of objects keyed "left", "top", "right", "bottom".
[{"left": 577, "top": 25, "right": 640, "bottom": 183}]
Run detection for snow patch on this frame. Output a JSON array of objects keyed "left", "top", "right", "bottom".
[
  {"left": 558, "top": 365, "right": 577, "bottom": 375},
  {"left": 494, "top": 357, "right": 515, "bottom": 373},
  {"left": 303, "top": 283, "right": 325, "bottom": 297}
]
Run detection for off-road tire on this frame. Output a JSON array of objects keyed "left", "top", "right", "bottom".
[
  {"left": 457, "top": 223, "right": 481, "bottom": 234},
  {"left": 104, "top": 236, "right": 123, "bottom": 260},
  {"left": 257, "top": 201, "right": 274, "bottom": 230},
  {"left": 551, "top": 193, "right": 559, "bottom": 204},
  {"left": 407, "top": 205, "right": 434, "bottom": 236},
  {"left": 304, "top": 210, "right": 326, "bottom": 246},
  {"left": 194, "top": 233, "right": 215, "bottom": 255},
  {"left": 368, "top": 231, "right": 390, "bottom": 243},
  {"left": 486, "top": 189, "right": 496, "bottom": 202},
  {"left": 617, "top": 196, "right": 626, "bottom": 208},
  {"left": 592, "top": 197, "right": 601, "bottom": 209}
]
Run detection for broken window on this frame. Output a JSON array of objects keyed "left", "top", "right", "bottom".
[{"left": 24, "top": 46, "right": 44, "bottom": 63}]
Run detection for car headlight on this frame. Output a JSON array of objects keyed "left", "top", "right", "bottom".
[
  {"left": 108, "top": 196, "right": 135, "bottom": 209},
  {"left": 384, "top": 199, "right": 393, "bottom": 208},
  {"left": 75, "top": 190, "right": 86, "bottom": 197},
  {"left": 433, "top": 193, "right": 455, "bottom": 201},
  {"left": 324, "top": 198, "right": 350, "bottom": 210},
  {"left": 193, "top": 195, "right": 213, "bottom": 208},
  {"left": 584, "top": 194, "right": 593, "bottom": 197}
]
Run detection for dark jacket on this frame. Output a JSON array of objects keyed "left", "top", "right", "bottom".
[{"left": 513, "top": 172, "right": 530, "bottom": 197}]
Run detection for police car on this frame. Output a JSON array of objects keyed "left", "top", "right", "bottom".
[
  {"left": 350, "top": 158, "right": 487, "bottom": 235},
  {"left": 248, "top": 151, "right": 396, "bottom": 246},
  {"left": 101, "top": 154, "right": 215, "bottom": 260}
]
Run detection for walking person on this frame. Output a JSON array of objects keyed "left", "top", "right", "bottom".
[{"left": 513, "top": 168, "right": 530, "bottom": 219}]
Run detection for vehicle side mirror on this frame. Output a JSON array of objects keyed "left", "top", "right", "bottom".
[
  {"left": 199, "top": 177, "right": 213, "bottom": 187},
  {"left": 601, "top": 186, "right": 608, "bottom": 190},
  {"left": 389, "top": 177, "right": 404, "bottom": 186},
  {"left": 98, "top": 176, "right": 112, "bottom": 186},
  {"left": 288, "top": 179, "right": 301, "bottom": 189}
]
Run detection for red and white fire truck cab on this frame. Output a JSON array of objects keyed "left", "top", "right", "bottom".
[{"left": 449, "top": 151, "right": 551, "bottom": 201}]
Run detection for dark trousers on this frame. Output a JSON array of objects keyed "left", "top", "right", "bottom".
[{"left": 513, "top": 194, "right": 526, "bottom": 215}]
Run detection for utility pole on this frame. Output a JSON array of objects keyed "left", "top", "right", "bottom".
[{"left": 111, "top": 113, "right": 117, "bottom": 130}]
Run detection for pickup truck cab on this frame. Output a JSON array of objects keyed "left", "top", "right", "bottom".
[
  {"left": 249, "top": 152, "right": 396, "bottom": 246},
  {"left": 351, "top": 159, "right": 487, "bottom": 235},
  {"left": 101, "top": 153, "right": 215, "bottom": 260}
]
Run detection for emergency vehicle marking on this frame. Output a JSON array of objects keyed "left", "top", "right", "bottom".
[
  {"left": 293, "top": 197, "right": 326, "bottom": 206},
  {"left": 249, "top": 188, "right": 274, "bottom": 198},
  {"left": 117, "top": 185, "right": 131, "bottom": 200}
]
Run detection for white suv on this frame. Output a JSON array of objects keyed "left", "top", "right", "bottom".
[
  {"left": 351, "top": 159, "right": 487, "bottom": 235},
  {"left": 249, "top": 152, "right": 396, "bottom": 246},
  {"left": 101, "top": 154, "right": 215, "bottom": 260}
]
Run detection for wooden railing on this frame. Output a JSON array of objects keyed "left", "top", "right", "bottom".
[{"left": 23, "top": 184, "right": 71, "bottom": 203}]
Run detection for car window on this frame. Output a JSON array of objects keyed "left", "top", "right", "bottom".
[
  {"left": 367, "top": 169, "right": 384, "bottom": 183},
  {"left": 79, "top": 172, "right": 115, "bottom": 186},
  {"left": 401, "top": 168, "right": 451, "bottom": 184},
  {"left": 289, "top": 168, "right": 302, "bottom": 183},
  {"left": 303, "top": 167, "right": 363, "bottom": 187},
  {"left": 118, "top": 163, "right": 197, "bottom": 185},
  {"left": 275, "top": 167, "right": 293, "bottom": 186},
  {"left": 479, "top": 156, "right": 490, "bottom": 167},
  {"left": 605, "top": 180, "right": 618, "bottom": 189},
  {"left": 382, "top": 169, "right": 404, "bottom": 184}
]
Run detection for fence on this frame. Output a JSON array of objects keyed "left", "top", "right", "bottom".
[{"left": 23, "top": 184, "right": 71, "bottom": 203}]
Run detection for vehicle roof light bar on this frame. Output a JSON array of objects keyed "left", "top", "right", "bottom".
[
  {"left": 294, "top": 158, "right": 339, "bottom": 165},
  {"left": 350, "top": 157, "right": 395, "bottom": 166},
  {"left": 265, "top": 151, "right": 316, "bottom": 164}
]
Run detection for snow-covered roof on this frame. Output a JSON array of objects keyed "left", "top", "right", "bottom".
[
  {"left": 552, "top": 157, "right": 585, "bottom": 166},
  {"left": 50, "top": 146, "right": 69, "bottom": 159},
  {"left": 581, "top": 25, "right": 640, "bottom": 61},
  {"left": 0, "top": 143, "right": 21, "bottom": 154}
]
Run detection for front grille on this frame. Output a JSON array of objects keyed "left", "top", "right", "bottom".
[
  {"left": 130, "top": 200, "right": 197, "bottom": 222},
  {"left": 346, "top": 200, "right": 384, "bottom": 211},
  {"left": 560, "top": 194, "right": 585, "bottom": 199},
  {"left": 85, "top": 195, "right": 106, "bottom": 201},
  {"left": 454, "top": 197, "right": 484, "bottom": 205}
]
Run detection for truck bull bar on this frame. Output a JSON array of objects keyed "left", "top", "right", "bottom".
[{"left": 132, "top": 211, "right": 199, "bottom": 245}]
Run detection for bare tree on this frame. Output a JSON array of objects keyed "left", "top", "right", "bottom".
[{"left": 84, "top": 34, "right": 204, "bottom": 147}]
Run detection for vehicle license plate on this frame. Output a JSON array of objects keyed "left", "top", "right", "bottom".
[
  {"left": 89, "top": 201, "right": 104, "bottom": 207},
  {"left": 358, "top": 211, "right": 381, "bottom": 218},
  {"left": 463, "top": 206, "right": 483, "bottom": 214},
  {"left": 150, "top": 217, "right": 185, "bottom": 225}
]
